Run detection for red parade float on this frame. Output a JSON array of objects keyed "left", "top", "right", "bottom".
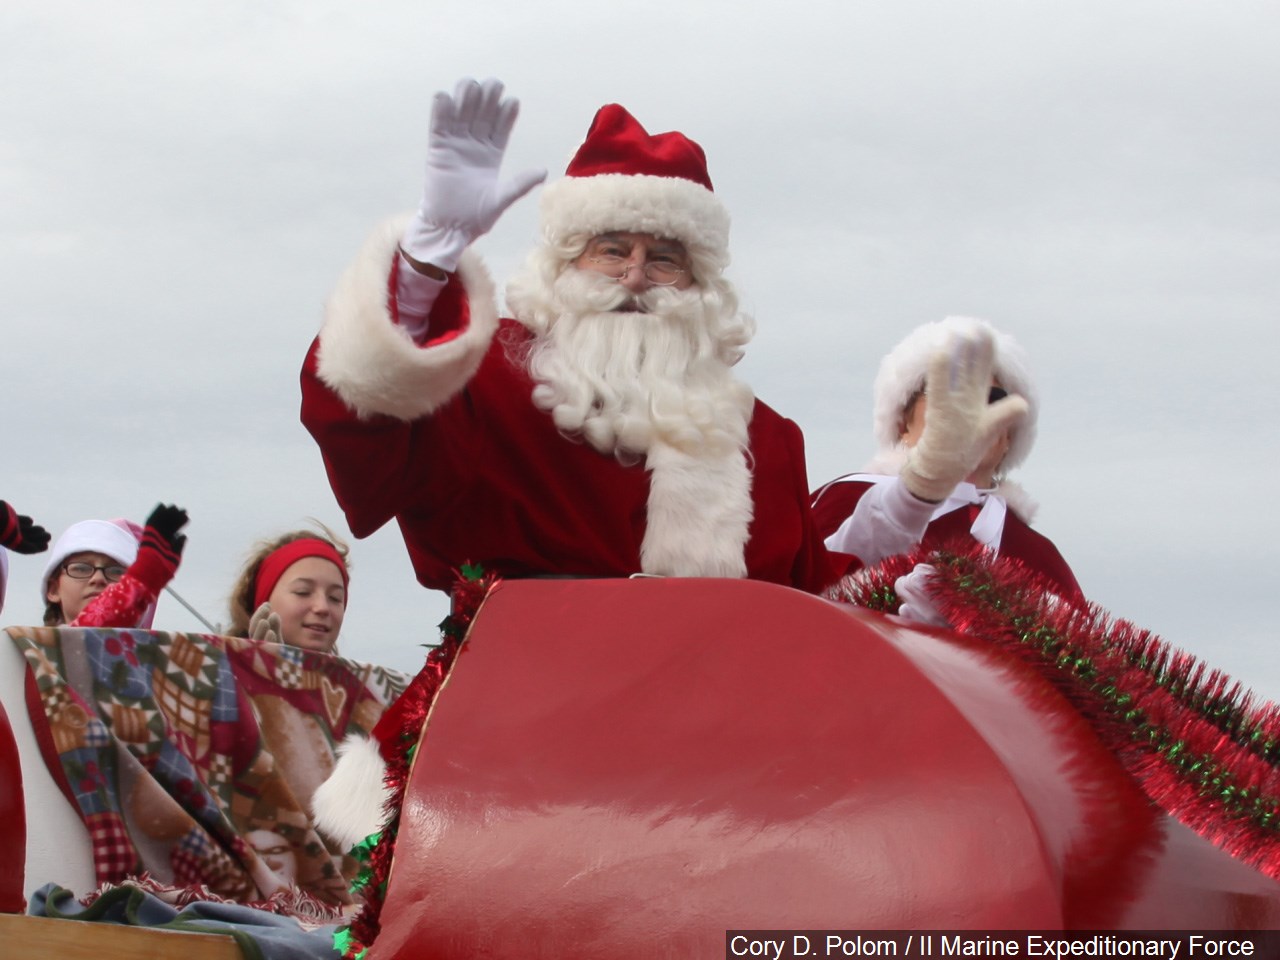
[{"left": 4, "top": 569, "right": 1280, "bottom": 958}]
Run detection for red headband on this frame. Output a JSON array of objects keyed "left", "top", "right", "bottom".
[{"left": 253, "top": 539, "right": 349, "bottom": 610}]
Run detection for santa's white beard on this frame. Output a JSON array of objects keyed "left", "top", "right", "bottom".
[{"left": 507, "top": 266, "right": 755, "bottom": 460}]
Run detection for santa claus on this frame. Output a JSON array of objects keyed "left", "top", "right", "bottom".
[{"left": 301, "top": 78, "right": 845, "bottom": 597}]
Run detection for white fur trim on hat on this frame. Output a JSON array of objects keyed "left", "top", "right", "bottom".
[
  {"left": 316, "top": 215, "right": 500, "bottom": 421},
  {"left": 311, "top": 734, "right": 391, "bottom": 852},
  {"left": 539, "top": 174, "right": 731, "bottom": 274},
  {"left": 867, "top": 316, "right": 1039, "bottom": 475},
  {"left": 40, "top": 519, "right": 141, "bottom": 600}
]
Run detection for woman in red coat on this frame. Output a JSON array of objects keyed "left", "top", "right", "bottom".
[{"left": 812, "top": 316, "right": 1084, "bottom": 609}]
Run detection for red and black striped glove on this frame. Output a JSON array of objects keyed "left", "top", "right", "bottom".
[
  {"left": 129, "top": 503, "right": 189, "bottom": 595},
  {"left": 0, "top": 500, "right": 51, "bottom": 554}
]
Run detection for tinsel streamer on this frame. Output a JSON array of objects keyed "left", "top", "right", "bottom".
[
  {"left": 333, "top": 564, "right": 500, "bottom": 959},
  {"left": 840, "top": 542, "right": 1280, "bottom": 880}
]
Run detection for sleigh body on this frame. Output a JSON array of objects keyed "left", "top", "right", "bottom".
[
  {"left": 4, "top": 578, "right": 1280, "bottom": 958},
  {"left": 366, "top": 579, "right": 1280, "bottom": 957}
]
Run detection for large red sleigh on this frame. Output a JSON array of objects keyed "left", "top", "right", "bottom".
[
  {"left": 363, "top": 578, "right": 1280, "bottom": 958},
  {"left": 5, "top": 577, "right": 1280, "bottom": 958}
]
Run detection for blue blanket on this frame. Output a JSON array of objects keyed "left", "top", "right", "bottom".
[{"left": 31, "top": 882, "right": 341, "bottom": 960}]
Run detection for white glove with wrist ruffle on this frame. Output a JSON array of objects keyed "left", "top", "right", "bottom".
[
  {"left": 400, "top": 77, "right": 546, "bottom": 273},
  {"left": 894, "top": 563, "right": 951, "bottom": 628},
  {"left": 899, "top": 324, "right": 1028, "bottom": 503}
]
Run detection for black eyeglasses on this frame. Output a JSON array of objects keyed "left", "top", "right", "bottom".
[{"left": 62, "top": 561, "right": 127, "bottom": 582}]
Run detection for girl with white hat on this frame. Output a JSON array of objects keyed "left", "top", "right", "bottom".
[{"left": 41, "top": 503, "right": 189, "bottom": 628}]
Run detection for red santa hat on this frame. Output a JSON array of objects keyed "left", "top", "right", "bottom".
[
  {"left": 869, "top": 316, "right": 1039, "bottom": 474},
  {"left": 538, "top": 105, "right": 731, "bottom": 274}
]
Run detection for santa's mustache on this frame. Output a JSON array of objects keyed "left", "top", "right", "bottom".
[{"left": 553, "top": 269, "right": 698, "bottom": 318}]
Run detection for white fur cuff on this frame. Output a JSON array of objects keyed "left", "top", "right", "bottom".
[
  {"left": 311, "top": 734, "right": 392, "bottom": 853},
  {"left": 316, "top": 215, "right": 500, "bottom": 421}
]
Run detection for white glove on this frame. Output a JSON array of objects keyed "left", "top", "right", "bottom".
[
  {"left": 899, "top": 324, "right": 1029, "bottom": 503},
  {"left": 894, "top": 563, "right": 951, "bottom": 628},
  {"left": 249, "top": 602, "right": 282, "bottom": 645},
  {"left": 400, "top": 77, "right": 547, "bottom": 273}
]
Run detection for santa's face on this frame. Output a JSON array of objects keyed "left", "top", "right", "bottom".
[{"left": 572, "top": 232, "right": 695, "bottom": 301}]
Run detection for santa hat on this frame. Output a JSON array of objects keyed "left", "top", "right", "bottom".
[
  {"left": 40, "top": 517, "right": 148, "bottom": 611},
  {"left": 868, "top": 316, "right": 1039, "bottom": 475},
  {"left": 40, "top": 518, "right": 142, "bottom": 590},
  {"left": 538, "top": 104, "right": 731, "bottom": 275}
]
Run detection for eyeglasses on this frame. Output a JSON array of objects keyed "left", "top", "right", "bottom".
[
  {"left": 582, "top": 236, "right": 689, "bottom": 287},
  {"left": 62, "top": 561, "right": 127, "bottom": 582},
  {"left": 586, "top": 255, "right": 686, "bottom": 286}
]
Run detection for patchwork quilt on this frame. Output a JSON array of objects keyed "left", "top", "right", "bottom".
[{"left": 7, "top": 626, "right": 409, "bottom": 905}]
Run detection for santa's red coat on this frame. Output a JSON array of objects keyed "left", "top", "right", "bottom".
[{"left": 302, "top": 267, "right": 845, "bottom": 594}]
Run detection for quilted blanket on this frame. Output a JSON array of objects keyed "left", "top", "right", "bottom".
[{"left": 7, "top": 626, "right": 409, "bottom": 906}]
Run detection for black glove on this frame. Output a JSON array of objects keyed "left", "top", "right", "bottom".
[
  {"left": 144, "top": 503, "right": 189, "bottom": 554},
  {"left": 132, "top": 503, "right": 190, "bottom": 594},
  {"left": 0, "top": 499, "right": 51, "bottom": 554}
]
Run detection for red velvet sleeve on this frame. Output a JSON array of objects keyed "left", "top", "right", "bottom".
[
  {"left": 1044, "top": 552, "right": 1086, "bottom": 606},
  {"left": 301, "top": 261, "right": 479, "bottom": 540},
  {"left": 809, "top": 480, "right": 873, "bottom": 542},
  {"left": 299, "top": 339, "right": 426, "bottom": 539},
  {"left": 1002, "top": 523, "right": 1087, "bottom": 606},
  {"left": 777, "top": 419, "right": 860, "bottom": 593}
]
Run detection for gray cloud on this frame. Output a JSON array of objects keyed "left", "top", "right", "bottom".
[{"left": 3, "top": 1, "right": 1277, "bottom": 698}]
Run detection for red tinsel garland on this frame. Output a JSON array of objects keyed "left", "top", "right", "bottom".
[
  {"left": 835, "top": 541, "right": 1280, "bottom": 880},
  {"left": 337, "top": 565, "right": 499, "bottom": 958}
]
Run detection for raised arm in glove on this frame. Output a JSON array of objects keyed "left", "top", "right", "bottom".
[
  {"left": 395, "top": 77, "right": 546, "bottom": 339},
  {"left": 60, "top": 503, "right": 190, "bottom": 628},
  {"left": 1, "top": 499, "right": 51, "bottom": 554},
  {"left": 898, "top": 323, "right": 1029, "bottom": 503}
]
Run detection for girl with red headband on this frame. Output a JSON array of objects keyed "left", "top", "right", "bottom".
[{"left": 228, "top": 528, "right": 350, "bottom": 654}]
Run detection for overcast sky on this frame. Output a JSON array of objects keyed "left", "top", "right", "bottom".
[{"left": 3, "top": 2, "right": 1278, "bottom": 697}]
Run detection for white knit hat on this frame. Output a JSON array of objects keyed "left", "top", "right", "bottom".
[
  {"left": 868, "top": 316, "right": 1038, "bottom": 475},
  {"left": 40, "top": 518, "right": 142, "bottom": 599}
]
